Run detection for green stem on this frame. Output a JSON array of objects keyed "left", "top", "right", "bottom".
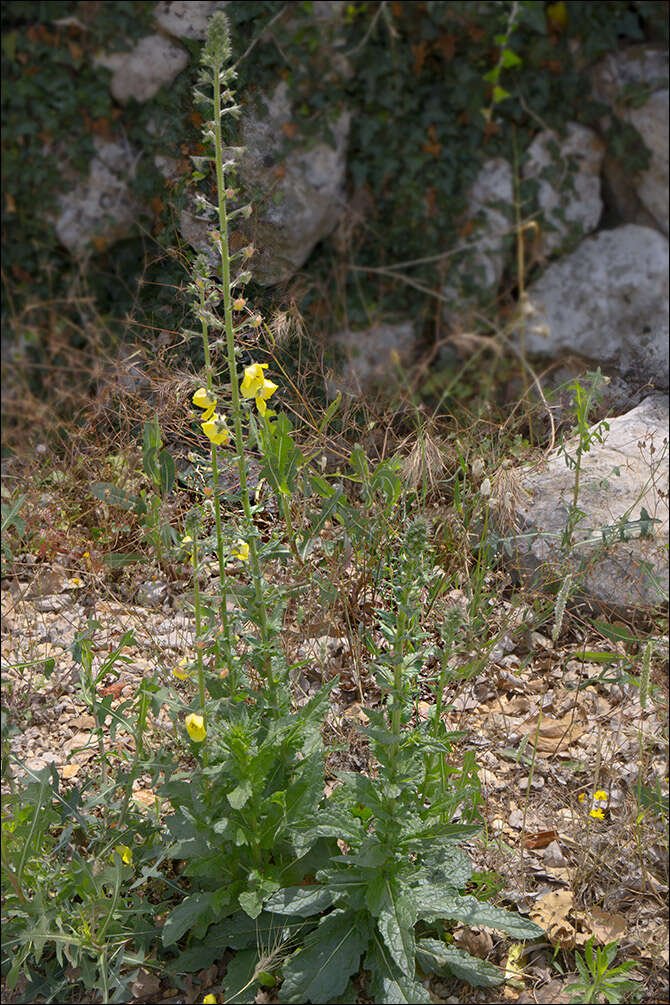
[
  {"left": 213, "top": 70, "right": 273, "bottom": 698},
  {"left": 191, "top": 533, "right": 206, "bottom": 716},
  {"left": 198, "top": 285, "right": 233, "bottom": 677}
]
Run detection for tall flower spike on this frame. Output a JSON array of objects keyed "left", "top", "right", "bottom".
[{"left": 201, "top": 11, "right": 232, "bottom": 70}]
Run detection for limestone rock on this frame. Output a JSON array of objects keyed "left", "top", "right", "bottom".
[
  {"left": 443, "top": 157, "right": 514, "bottom": 315},
  {"left": 327, "top": 321, "right": 417, "bottom": 398},
  {"left": 590, "top": 45, "right": 669, "bottom": 234},
  {"left": 54, "top": 137, "right": 141, "bottom": 256},
  {"left": 95, "top": 34, "right": 188, "bottom": 105},
  {"left": 523, "top": 123, "right": 605, "bottom": 255},
  {"left": 238, "top": 82, "right": 350, "bottom": 285},
  {"left": 521, "top": 225, "right": 669, "bottom": 391},
  {"left": 154, "top": 0, "right": 229, "bottom": 39},
  {"left": 492, "top": 394, "right": 669, "bottom": 613}
]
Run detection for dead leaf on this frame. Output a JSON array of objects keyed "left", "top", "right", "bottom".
[
  {"left": 129, "top": 969, "right": 161, "bottom": 1001},
  {"left": 133, "top": 788, "right": 157, "bottom": 809},
  {"left": 523, "top": 829, "right": 559, "bottom": 850},
  {"left": 519, "top": 714, "right": 586, "bottom": 753},
  {"left": 530, "top": 889, "right": 576, "bottom": 949},
  {"left": 60, "top": 763, "right": 81, "bottom": 779},
  {"left": 574, "top": 906, "right": 626, "bottom": 945}
]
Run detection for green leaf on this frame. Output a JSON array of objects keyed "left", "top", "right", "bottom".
[
  {"left": 91, "top": 482, "right": 146, "bottom": 515},
  {"left": 228, "top": 781, "right": 252, "bottom": 809},
  {"left": 158, "top": 449, "right": 175, "bottom": 495},
  {"left": 162, "top": 892, "right": 214, "bottom": 947},
  {"left": 264, "top": 886, "right": 336, "bottom": 918},
  {"left": 278, "top": 909, "right": 371, "bottom": 1003},
  {"left": 104, "top": 552, "right": 144, "bottom": 568},
  {"left": 416, "top": 938, "right": 503, "bottom": 988},
  {"left": 492, "top": 85, "right": 511, "bottom": 104},
  {"left": 500, "top": 48, "right": 522, "bottom": 69},
  {"left": 365, "top": 937, "right": 432, "bottom": 1004},
  {"left": 415, "top": 893, "right": 543, "bottom": 939},
  {"left": 377, "top": 885, "right": 417, "bottom": 978},
  {"left": 318, "top": 391, "right": 341, "bottom": 433},
  {"left": 223, "top": 948, "right": 258, "bottom": 1004}
]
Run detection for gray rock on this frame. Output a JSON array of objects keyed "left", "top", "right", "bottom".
[
  {"left": 443, "top": 157, "right": 513, "bottom": 315},
  {"left": 55, "top": 137, "right": 141, "bottom": 256},
  {"left": 327, "top": 320, "right": 417, "bottom": 398},
  {"left": 590, "top": 45, "right": 669, "bottom": 234},
  {"left": 523, "top": 123, "right": 604, "bottom": 255},
  {"left": 238, "top": 82, "right": 350, "bottom": 285},
  {"left": 521, "top": 225, "right": 669, "bottom": 391},
  {"left": 154, "top": 0, "right": 229, "bottom": 39},
  {"left": 95, "top": 34, "right": 188, "bottom": 105},
  {"left": 135, "top": 579, "right": 169, "bottom": 607},
  {"left": 492, "top": 394, "right": 669, "bottom": 613}
]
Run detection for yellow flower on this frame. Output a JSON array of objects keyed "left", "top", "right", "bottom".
[
  {"left": 112, "top": 844, "right": 133, "bottom": 865},
  {"left": 203, "top": 995, "right": 218, "bottom": 1005},
  {"left": 193, "top": 387, "right": 217, "bottom": 422},
  {"left": 173, "top": 657, "right": 192, "bottom": 681},
  {"left": 181, "top": 535, "right": 193, "bottom": 547},
  {"left": 255, "top": 378, "right": 278, "bottom": 416},
  {"left": 185, "top": 713, "right": 206, "bottom": 742},
  {"left": 589, "top": 807, "right": 605, "bottom": 821},
  {"left": 202, "top": 414, "right": 230, "bottom": 445},
  {"left": 240, "top": 363, "right": 268, "bottom": 399},
  {"left": 232, "top": 539, "right": 249, "bottom": 562},
  {"left": 594, "top": 790, "right": 608, "bottom": 802},
  {"left": 578, "top": 793, "right": 586, "bottom": 802}
]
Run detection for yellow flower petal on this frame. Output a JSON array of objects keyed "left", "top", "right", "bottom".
[
  {"left": 232, "top": 539, "right": 249, "bottom": 562},
  {"left": 173, "top": 657, "right": 192, "bottom": 681},
  {"left": 185, "top": 713, "right": 206, "bottom": 742},
  {"left": 594, "top": 790, "right": 608, "bottom": 802},
  {"left": 193, "top": 387, "right": 217, "bottom": 422},
  {"left": 589, "top": 807, "right": 605, "bottom": 820},
  {"left": 203, "top": 995, "right": 218, "bottom": 1005},
  {"left": 240, "top": 363, "right": 268, "bottom": 399},
  {"left": 202, "top": 414, "right": 230, "bottom": 445},
  {"left": 112, "top": 844, "right": 133, "bottom": 865},
  {"left": 578, "top": 793, "right": 586, "bottom": 802}
]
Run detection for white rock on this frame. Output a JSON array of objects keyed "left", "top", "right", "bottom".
[
  {"left": 443, "top": 157, "right": 513, "bottom": 313},
  {"left": 327, "top": 320, "right": 417, "bottom": 398},
  {"left": 154, "top": 0, "right": 229, "bottom": 39},
  {"left": 95, "top": 34, "right": 188, "bottom": 105},
  {"left": 55, "top": 137, "right": 141, "bottom": 256},
  {"left": 523, "top": 123, "right": 604, "bottom": 254},
  {"left": 521, "top": 224, "right": 669, "bottom": 391},
  {"left": 492, "top": 394, "right": 669, "bottom": 613},
  {"left": 238, "top": 82, "right": 350, "bottom": 285},
  {"left": 590, "top": 45, "right": 669, "bottom": 234}
]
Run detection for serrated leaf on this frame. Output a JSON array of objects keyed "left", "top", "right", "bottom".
[
  {"left": 377, "top": 886, "right": 417, "bottom": 979},
  {"left": 278, "top": 909, "right": 371, "bottom": 1003},
  {"left": 415, "top": 892, "right": 544, "bottom": 939},
  {"left": 264, "top": 885, "right": 336, "bottom": 918},
  {"left": 365, "top": 938, "right": 431, "bottom": 1004},
  {"left": 416, "top": 938, "right": 503, "bottom": 988}
]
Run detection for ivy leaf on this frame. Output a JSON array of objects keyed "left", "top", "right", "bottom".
[
  {"left": 492, "top": 85, "right": 511, "bottom": 104},
  {"left": 501, "top": 48, "right": 522, "bottom": 69}
]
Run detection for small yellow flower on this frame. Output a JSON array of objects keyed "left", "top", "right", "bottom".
[
  {"left": 193, "top": 387, "right": 217, "bottom": 422},
  {"left": 203, "top": 995, "right": 218, "bottom": 1005},
  {"left": 589, "top": 807, "right": 605, "bottom": 821},
  {"left": 185, "top": 713, "right": 206, "bottom": 743},
  {"left": 232, "top": 539, "right": 249, "bottom": 562},
  {"left": 578, "top": 793, "right": 586, "bottom": 802},
  {"left": 71, "top": 577, "right": 83, "bottom": 587},
  {"left": 112, "top": 844, "right": 133, "bottom": 865},
  {"left": 594, "top": 790, "right": 608, "bottom": 802},
  {"left": 83, "top": 551, "right": 90, "bottom": 559},
  {"left": 173, "top": 657, "right": 192, "bottom": 681},
  {"left": 181, "top": 535, "right": 193, "bottom": 547},
  {"left": 202, "top": 414, "right": 230, "bottom": 446},
  {"left": 240, "top": 363, "right": 268, "bottom": 398}
]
